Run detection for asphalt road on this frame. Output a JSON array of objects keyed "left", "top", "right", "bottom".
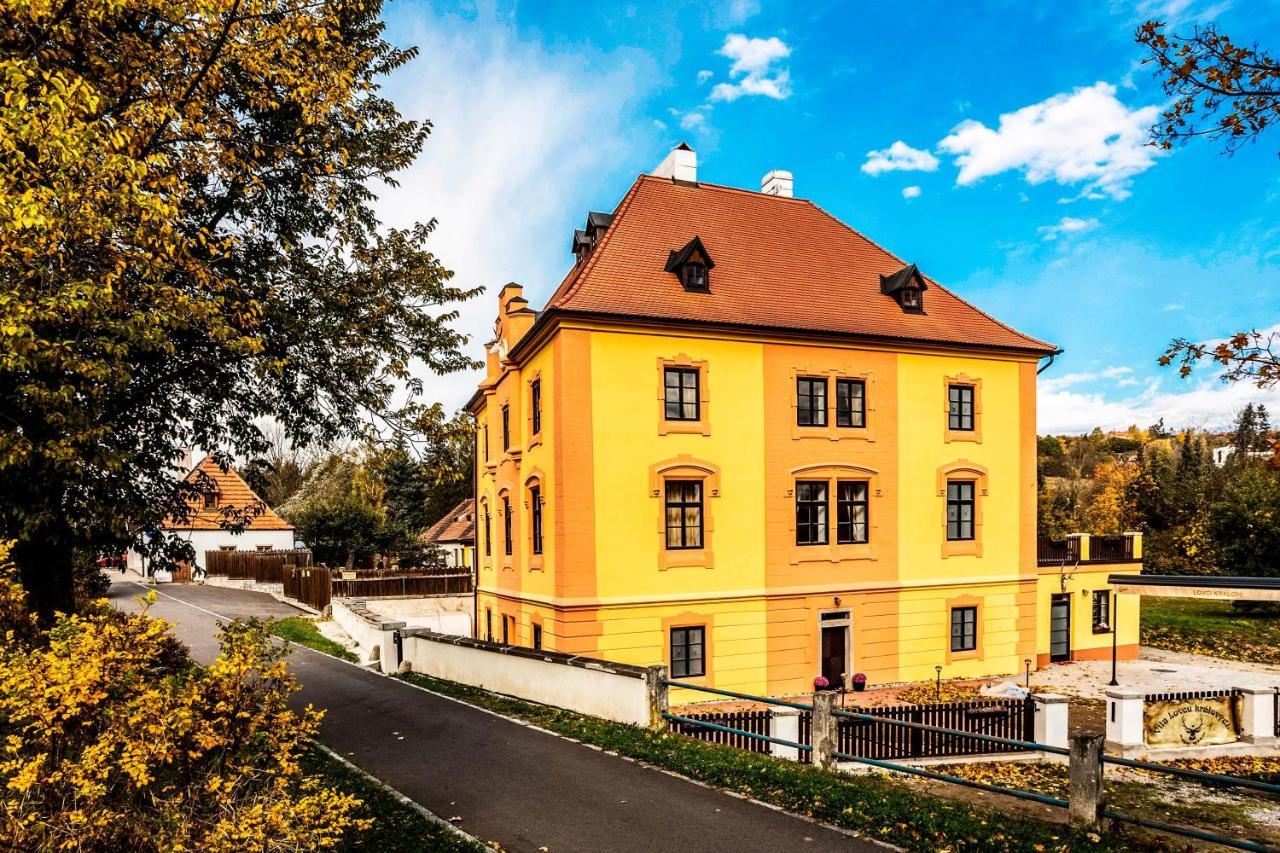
[{"left": 109, "top": 578, "right": 875, "bottom": 853}]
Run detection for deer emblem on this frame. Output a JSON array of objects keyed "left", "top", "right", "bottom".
[{"left": 1180, "top": 713, "right": 1206, "bottom": 745}]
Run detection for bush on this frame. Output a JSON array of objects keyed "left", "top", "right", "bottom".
[{"left": 0, "top": 546, "right": 369, "bottom": 851}]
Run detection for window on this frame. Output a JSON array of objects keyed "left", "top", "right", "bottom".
[
  {"left": 946, "top": 481, "right": 975, "bottom": 541},
  {"left": 836, "top": 379, "right": 866, "bottom": 428},
  {"left": 670, "top": 626, "right": 705, "bottom": 678},
  {"left": 202, "top": 491, "right": 219, "bottom": 509},
  {"left": 530, "top": 486, "right": 543, "bottom": 555},
  {"left": 836, "top": 481, "right": 869, "bottom": 544},
  {"left": 482, "top": 508, "right": 491, "bottom": 556},
  {"left": 502, "top": 405, "right": 511, "bottom": 450},
  {"left": 502, "top": 615, "right": 510, "bottom": 644},
  {"left": 683, "top": 262, "right": 708, "bottom": 291},
  {"left": 502, "top": 495, "right": 512, "bottom": 556},
  {"left": 486, "top": 609, "right": 493, "bottom": 642},
  {"left": 1092, "top": 590, "right": 1111, "bottom": 633},
  {"left": 482, "top": 425, "right": 489, "bottom": 462},
  {"left": 901, "top": 286, "right": 920, "bottom": 309},
  {"left": 950, "top": 606, "right": 977, "bottom": 652},
  {"left": 664, "top": 367, "right": 700, "bottom": 421},
  {"left": 664, "top": 481, "right": 703, "bottom": 550},
  {"left": 796, "top": 377, "right": 827, "bottom": 426},
  {"left": 948, "top": 385, "right": 974, "bottom": 431},
  {"left": 795, "top": 481, "right": 829, "bottom": 545},
  {"left": 533, "top": 623, "right": 542, "bottom": 650},
  {"left": 531, "top": 379, "right": 542, "bottom": 435}
]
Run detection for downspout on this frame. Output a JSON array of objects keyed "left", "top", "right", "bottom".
[{"left": 1036, "top": 348, "right": 1063, "bottom": 375}]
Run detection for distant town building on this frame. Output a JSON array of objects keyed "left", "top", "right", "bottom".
[
  {"left": 422, "top": 499, "right": 475, "bottom": 570},
  {"left": 127, "top": 456, "right": 295, "bottom": 574},
  {"left": 1211, "top": 445, "right": 1273, "bottom": 467}
]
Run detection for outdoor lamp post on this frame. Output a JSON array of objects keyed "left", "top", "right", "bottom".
[
  {"left": 935, "top": 665, "right": 942, "bottom": 701},
  {"left": 1024, "top": 658, "right": 1032, "bottom": 688},
  {"left": 1108, "top": 590, "right": 1119, "bottom": 687}
]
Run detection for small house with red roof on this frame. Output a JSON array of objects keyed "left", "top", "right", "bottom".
[
  {"left": 127, "top": 455, "right": 296, "bottom": 574},
  {"left": 422, "top": 498, "right": 475, "bottom": 570}
]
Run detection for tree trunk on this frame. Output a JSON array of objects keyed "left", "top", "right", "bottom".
[
  {"left": 11, "top": 533, "right": 76, "bottom": 624},
  {"left": 345, "top": 548, "right": 354, "bottom": 570}
]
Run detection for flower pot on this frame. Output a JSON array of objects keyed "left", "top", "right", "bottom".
[{"left": 853, "top": 682, "right": 866, "bottom": 692}]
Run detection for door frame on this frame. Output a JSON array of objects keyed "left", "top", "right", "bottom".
[
  {"left": 1049, "top": 593, "right": 1072, "bottom": 663},
  {"left": 817, "top": 608, "right": 853, "bottom": 690}
]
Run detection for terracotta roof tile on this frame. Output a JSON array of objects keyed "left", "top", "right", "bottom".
[
  {"left": 164, "top": 456, "right": 293, "bottom": 531},
  {"left": 423, "top": 499, "right": 475, "bottom": 544},
  {"left": 547, "top": 175, "right": 1056, "bottom": 354}
]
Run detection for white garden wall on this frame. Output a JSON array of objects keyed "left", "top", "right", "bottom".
[
  {"left": 331, "top": 598, "right": 403, "bottom": 673},
  {"left": 401, "top": 629, "right": 657, "bottom": 727}
]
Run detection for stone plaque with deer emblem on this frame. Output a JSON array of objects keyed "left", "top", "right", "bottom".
[{"left": 1144, "top": 696, "right": 1239, "bottom": 748}]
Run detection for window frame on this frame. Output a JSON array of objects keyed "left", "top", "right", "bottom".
[
  {"left": 502, "top": 494, "right": 513, "bottom": 557},
  {"left": 663, "top": 366, "right": 701, "bottom": 422},
  {"left": 530, "top": 379, "right": 542, "bottom": 436},
  {"left": 946, "top": 481, "right": 976, "bottom": 541},
  {"left": 482, "top": 505, "right": 491, "bottom": 556},
  {"left": 950, "top": 606, "right": 977, "bottom": 653},
  {"left": 795, "top": 480, "right": 830, "bottom": 546},
  {"left": 202, "top": 491, "right": 219, "bottom": 510},
  {"left": 532, "top": 623, "right": 543, "bottom": 650},
  {"left": 669, "top": 626, "right": 706, "bottom": 678},
  {"left": 501, "top": 404, "right": 511, "bottom": 451},
  {"left": 835, "top": 480, "right": 869, "bottom": 545},
  {"left": 796, "top": 377, "right": 828, "bottom": 427},
  {"left": 948, "top": 384, "right": 975, "bottom": 432},
  {"left": 835, "top": 378, "right": 866, "bottom": 429},
  {"left": 682, "top": 262, "right": 708, "bottom": 292},
  {"left": 530, "top": 485, "right": 543, "bottom": 555},
  {"left": 664, "top": 480, "right": 704, "bottom": 551},
  {"left": 1092, "top": 590, "right": 1112, "bottom": 634}
]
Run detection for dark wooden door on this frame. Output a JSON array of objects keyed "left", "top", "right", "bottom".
[
  {"left": 1050, "top": 594, "right": 1071, "bottom": 662},
  {"left": 821, "top": 625, "right": 848, "bottom": 687}
]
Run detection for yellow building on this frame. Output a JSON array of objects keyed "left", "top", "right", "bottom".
[{"left": 466, "top": 146, "right": 1139, "bottom": 698}]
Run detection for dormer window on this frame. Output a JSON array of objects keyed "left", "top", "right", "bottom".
[
  {"left": 202, "top": 490, "right": 219, "bottom": 510},
  {"left": 665, "top": 236, "right": 715, "bottom": 293},
  {"left": 880, "top": 263, "right": 928, "bottom": 313},
  {"left": 683, "top": 262, "right": 707, "bottom": 291}
]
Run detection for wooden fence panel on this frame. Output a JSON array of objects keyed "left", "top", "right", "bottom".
[
  {"left": 667, "top": 710, "right": 772, "bottom": 754},
  {"left": 204, "top": 548, "right": 313, "bottom": 583},
  {"left": 330, "top": 574, "right": 473, "bottom": 598},
  {"left": 284, "top": 566, "right": 332, "bottom": 612}
]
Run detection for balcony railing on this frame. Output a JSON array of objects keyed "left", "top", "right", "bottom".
[{"left": 1037, "top": 532, "right": 1141, "bottom": 566}]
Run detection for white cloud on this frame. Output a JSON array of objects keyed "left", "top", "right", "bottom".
[
  {"left": 1038, "top": 216, "right": 1100, "bottom": 240},
  {"left": 697, "top": 69, "right": 713, "bottom": 84},
  {"left": 708, "top": 34, "right": 792, "bottom": 102},
  {"left": 1039, "top": 376, "right": 1280, "bottom": 434},
  {"left": 715, "top": 0, "right": 761, "bottom": 25},
  {"left": 861, "top": 141, "right": 940, "bottom": 176},
  {"left": 902, "top": 185, "right": 922, "bottom": 199},
  {"left": 680, "top": 109, "right": 709, "bottom": 131},
  {"left": 1163, "top": 303, "right": 1184, "bottom": 311},
  {"left": 937, "top": 82, "right": 1162, "bottom": 200},
  {"left": 375, "top": 8, "right": 658, "bottom": 414}
]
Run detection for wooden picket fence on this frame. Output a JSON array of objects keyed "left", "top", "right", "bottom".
[
  {"left": 666, "top": 709, "right": 773, "bottom": 754},
  {"left": 204, "top": 548, "right": 313, "bottom": 583},
  {"left": 283, "top": 565, "right": 333, "bottom": 612}
]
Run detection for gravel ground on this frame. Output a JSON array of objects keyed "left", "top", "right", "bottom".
[{"left": 1029, "top": 646, "right": 1280, "bottom": 701}]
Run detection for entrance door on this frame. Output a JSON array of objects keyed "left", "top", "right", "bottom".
[
  {"left": 1050, "top": 594, "right": 1071, "bottom": 662},
  {"left": 820, "top": 625, "right": 848, "bottom": 688}
]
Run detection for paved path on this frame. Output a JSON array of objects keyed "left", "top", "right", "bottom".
[{"left": 109, "top": 579, "right": 873, "bottom": 853}]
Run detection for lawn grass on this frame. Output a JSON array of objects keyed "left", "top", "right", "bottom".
[
  {"left": 399, "top": 672, "right": 1163, "bottom": 852},
  {"left": 1140, "top": 596, "right": 1280, "bottom": 665},
  {"left": 271, "top": 616, "right": 359, "bottom": 662},
  {"left": 301, "top": 746, "right": 483, "bottom": 852}
]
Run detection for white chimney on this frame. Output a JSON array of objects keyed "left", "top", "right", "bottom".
[
  {"left": 652, "top": 142, "right": 697, "bottom": 183},
  {"left": 761, "top": 169, "right": 794, "bottom": 197}
]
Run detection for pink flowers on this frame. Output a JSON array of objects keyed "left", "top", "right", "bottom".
[{"left": 813, "top": 675, "right": 831, "bottom": 690}]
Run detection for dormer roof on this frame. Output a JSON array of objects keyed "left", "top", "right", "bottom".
[
  {"left": 165, "top": 456, "right": 293, "bottom": 531},
  {"left": 541, "top": 175, "right": 1055, "bottom": 355},
  {"left": 879, "top": 263, "right": 928, "bottom": 296},
  {"left": 663, "top": 236, "right": 715, "bottom": 274}
]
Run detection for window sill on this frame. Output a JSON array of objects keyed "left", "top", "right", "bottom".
[
  {"left": 661, "top": 549, "right": 714, "bottom": 570},
  {"left": 790, "top": 543, "right": 875, "bottom": 565},
  {"left": 941, "top": 539, "right": 982, "bottom": 558},
  {"left": 944, "top": 428, "right": 982, "bottom": 444},
  {"left": 528, "top": 555, "right": 544, "bottom": 571},
  {"left": 948, "top": 648, "right": 980, "bottom": 662},
  {"left": 526, "top": 434, "right": 542, "bottom": 452},
  {"left": 659, "top": 419, "right": 710, "bottom": 437},
  {"left": 1092, "top": 626, "right": 1112, "bottom": 635}
]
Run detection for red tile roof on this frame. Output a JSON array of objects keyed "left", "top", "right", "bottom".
[
  {"left": 165, "top": 456, "right": 293, "bottom": 531},
  {"left": 545, "top": 175, "right": 1055, "bottom": 354},
  {"left": 423, "top": 499, "right": 475, "bottom": 545}
]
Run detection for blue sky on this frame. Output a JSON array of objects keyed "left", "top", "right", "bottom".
[{"left": 373, "top": 0, "right": 1280, "bottom": 433}]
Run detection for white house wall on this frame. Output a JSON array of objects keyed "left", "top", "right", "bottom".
[{"left": 127, "top": 529, "right": 295, "bottom": 572}]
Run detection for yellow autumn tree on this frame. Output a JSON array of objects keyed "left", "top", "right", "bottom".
[
  {"left": 0, "top": 543, "right": 368, "bottom": 850},
  {"left": 1083, "top": 459, "right": 1141, "bottom": 536}
]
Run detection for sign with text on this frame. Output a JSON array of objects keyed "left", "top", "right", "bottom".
[{"left": 1144, "top": 696, "right": 1238, "bottom": 747}]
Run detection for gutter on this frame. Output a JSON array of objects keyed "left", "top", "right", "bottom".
[{"left": 1036, "top": 348, "right": 1064, "bottom": 375}]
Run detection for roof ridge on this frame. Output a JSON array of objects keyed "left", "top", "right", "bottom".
[
  {"left": 801, "top": 199, "right": 1057, "bottom": 352},
  {"left": 549, "top": 175, "right": 646, "bottom": 309}
]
